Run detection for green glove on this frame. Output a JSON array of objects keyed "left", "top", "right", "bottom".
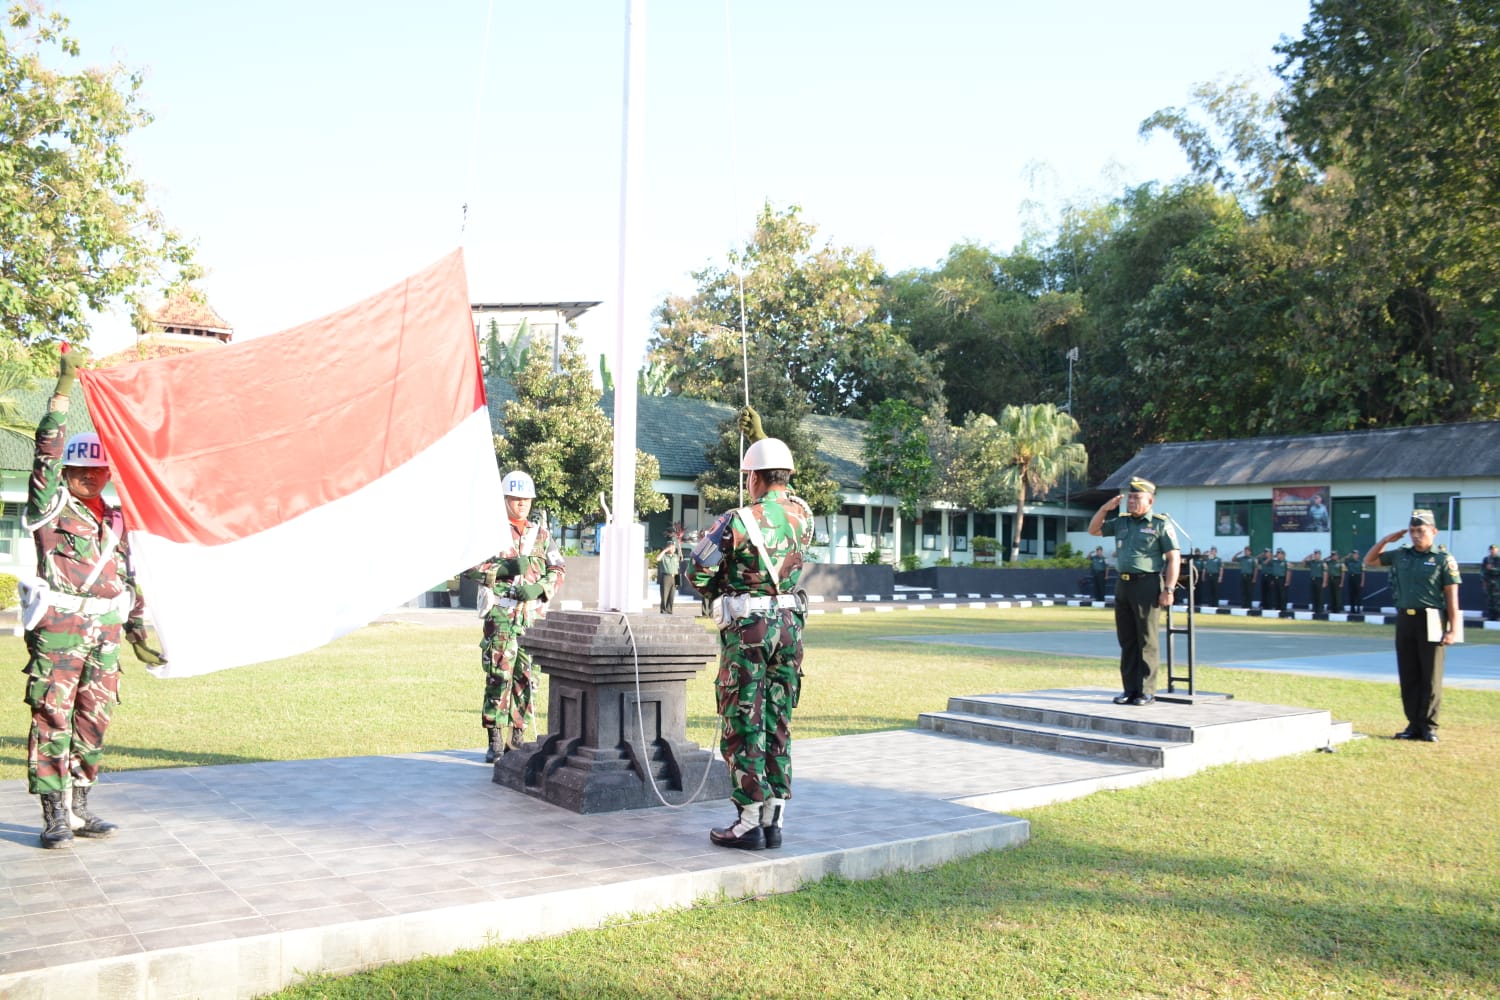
[
  {"left": 130, "top": 640, "right": 167, "bottom": 666},
  {"left": 512, "top": 582, "right": 545, "bottom": 601},
  {"left": 495, "top": 557, "right": 524, "bottom": 577},
  {"left": 738, "top": 405, "right": 766, "bottom": 442},
  {"left": 56, "top": 352, "right": 78, "bottom": 397}
]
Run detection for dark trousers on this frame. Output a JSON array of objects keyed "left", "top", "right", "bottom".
[
  {"left": 658, "top": 574, "right": 676, "bottom": 613},
  {"left": 1309, "top": 580, "right": 1324, "bottom": 613},
  {"left": 1240, "top": 576, "right": 1253, "bottom": 608},
  {"left": 1114, "top": 574, "right": 1163, "bottom": 698},
  {"left": 1394, "top": 611, "right": 1445, "bottom": 734},
  {"left": 1269, "top": 578, "right": 1286, "bottom": 612},
  {"left": 1347, "top": 576, "right": 1363, "bottom": 612},
  {"left": 1201, "top": 576, "right": 1219, "bottom": 607},
  {"left": 1092, "top": 571, "right": 1106, "bottom": 600}
]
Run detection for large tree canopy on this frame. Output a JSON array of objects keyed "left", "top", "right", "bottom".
[
  {"left": 649, "top": 202, "right": 942, "bottom": 419},
  {"left": 1, "top": 4, "right": 198, "bottom": 344}
]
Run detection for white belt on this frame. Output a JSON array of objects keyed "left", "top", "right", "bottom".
[
  {"left": 496, "top": 597, "right": 537, "bottom": 611},
  {"left": 49, "top": 592, "right": 124, "bottom": 615},
  {"left": 743, "top": 595, "right": 798, "bottom": 612}
]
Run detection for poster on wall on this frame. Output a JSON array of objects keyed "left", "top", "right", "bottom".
[{"left": 1273, "top": 486, "right": 1332, "bottom": 532}]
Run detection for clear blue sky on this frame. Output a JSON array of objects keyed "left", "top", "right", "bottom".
[{"left": 63, "top": 0, "right": 1312, "bottom": 362}]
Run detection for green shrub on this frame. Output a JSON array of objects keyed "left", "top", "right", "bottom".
[
  {"left": 861, "top": 549, "right": 884, "bottom": 565},
  {"left": 898, "top": 554, "right": 922, "bottom": 572},
  {"left": 0, "top": 573, "right": 16, "bottom": 610}
]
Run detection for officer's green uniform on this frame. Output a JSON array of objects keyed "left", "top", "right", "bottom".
[
  {"left": 1344, "top": 552, "right": 1365, "bottom": 612},
  {"left": 1099, "top": 497, "right": 1179, "bottom": 701},
  {"left": 1377, "top": 542, "right": 1461, "bottom": 737},
  {"left": 1267, "top": 554, "right": 1289, "bottom": 612},
  {"left": 690, "top": 486, "right": 813, "bottom": 826},
  {"left": 1090, "top": 553, "right": 1108, "bottom": 600},
  {"left": 1236, "top": 552, "right": 1257, "bottom": 608},
  {"left": 1481, "top": 549, "right": 1500, "bottom": 621},
  {"left": 1305, "top": 556, "right": 1327, "bottom": 613},
  {"left": 1327, "top": 555, "right": 1345, "bottom": 612},
  {"left": 1201, "top": 554, "right": 1222, "bottom": 608},
  {"left": 656, "top": 545, "right": 680, "bottom": 614}
]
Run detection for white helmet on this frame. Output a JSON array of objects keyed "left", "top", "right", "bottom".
[
  {"left": 502, "top": 469, "right": 536, "bottom": 498},
  {"left": 741, "top": 437, "right": 795, "bottom": 473},
  {"left": 63, "top": 432, "right": 109, "bottom": 468}
]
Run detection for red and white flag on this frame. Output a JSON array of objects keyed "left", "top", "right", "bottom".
[{"left": 80, "top": 250, "right": 506, "bottom": 678}]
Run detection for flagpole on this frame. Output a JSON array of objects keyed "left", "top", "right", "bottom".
[{"left": 600, "top": 0, "right": 647, "bottom": 613}]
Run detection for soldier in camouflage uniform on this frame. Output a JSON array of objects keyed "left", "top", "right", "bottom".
[
  {"left": 469, "top": 469, "right": 565, "bottom": 763},
  {"left": 22, "top": 352, "right": 164, "bottom": 848},
  {"left": 690, "top": 411, "right": 812, "bottom": 851},
  {"left": 1365, "top": 510, "right": 1461, "bottom": 742}
]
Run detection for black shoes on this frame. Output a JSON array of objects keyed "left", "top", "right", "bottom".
[
  {"left": 709, "top": 822, "right": 764, "bottom": 850},
  {"left": 1393, "top": 728, "right": 1418, "bottom": 740},
  {"left": 1112, "top": 694, "right": 1132, "bottom": 705},
  {"left": 1394, "top": 728, "right": 1439, "bottom": 742},
  {"left": 1113, "top": 693, "right": 1155, "bottom": 706}
]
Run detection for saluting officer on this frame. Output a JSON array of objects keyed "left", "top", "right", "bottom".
[
  {"left": 690, "top": 408, "right": 813, "bottom": 850},
  {"left": 1089, "top": 546, "right": 1108, "bottom": 601},
  {"left": 1089, "top": 477, "right": 1180, "bottom": 706},
  {"left": 1327, "top": 551, "right": 1345, "bottom": 612},
  {"left": 1201, "top": 547, "right": 1222, "bottom": 608},
  {"left": 1364, "top": 510, "right": 1461, "bottom": 742}
]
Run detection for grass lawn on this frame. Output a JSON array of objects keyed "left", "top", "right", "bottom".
[{"left": 2, "top": 608, "right": 1496, "bottom": 998}]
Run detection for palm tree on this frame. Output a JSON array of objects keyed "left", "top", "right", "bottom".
[{"left": 993, "top": 403, "right": 1088, "bottom": 564}]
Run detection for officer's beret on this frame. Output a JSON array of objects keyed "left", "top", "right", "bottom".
[
  {"left": 1127, "top": 477, "right": 1156, "bottom": 494},
  {"left": 1409, "top": 509, "right": 1436, "bottom": 527}
]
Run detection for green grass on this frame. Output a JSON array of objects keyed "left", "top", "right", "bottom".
[{"left": 3, "top": 608, "right": 1497, "bottom": 998}]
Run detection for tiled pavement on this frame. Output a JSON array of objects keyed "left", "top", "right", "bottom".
[{"left": 0, "top": 686, "right": 1350, "bottom": 1000}]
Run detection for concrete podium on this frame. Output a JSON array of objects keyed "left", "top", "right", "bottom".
[{"left": 495, "top": 610, "right": 730, "bottom": 813}]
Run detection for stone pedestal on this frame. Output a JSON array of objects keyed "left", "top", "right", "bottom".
[{"left": 495, "top": 610, "right": 729, "bottom": 813}]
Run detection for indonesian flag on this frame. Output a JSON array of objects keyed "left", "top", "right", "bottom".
[{"left": 80, "top": 249, "right": 506, "bottom": 678}]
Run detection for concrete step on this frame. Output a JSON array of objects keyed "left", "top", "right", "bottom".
[
  {"left": 918, "top": 709, "right": 1187, "bottom": 767},
  {"left": 943, "top": 694, "right": 1194, "bottom": 743}
]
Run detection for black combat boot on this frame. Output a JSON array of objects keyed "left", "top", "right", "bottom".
[
  {"left": 69, "top": 784, "right": 118, "bottom": 838},
  {"left": 485, "top": 728, "right": 506, "bottom": 764},
  {"left": 709, "top": 802, "right": 764, "bottom": 850},
  {"left": 761, "top": 797, "right": 784, "bottom": 849},
  {"left": 39, "top": 791, "right": 74, "bottom": 849}
]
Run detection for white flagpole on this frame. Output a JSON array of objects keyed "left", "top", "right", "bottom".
[{"left": 600, "top": 0, "right": 647, "bottom": 612}]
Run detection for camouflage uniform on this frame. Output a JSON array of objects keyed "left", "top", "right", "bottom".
[
  {"left": 690, "top": 487, "right": 813, "bottom": 816},
  {"left": 22, "top": 409, "right": 147, "bottom": 798},
  {"left": 471, "top": 519, "right": 565, "bottom": 746}
]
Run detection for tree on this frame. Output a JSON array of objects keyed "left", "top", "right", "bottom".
[
  {"left": 0, "top": 4, "right": 198, "bottom": 344},
  {"left": 493, "top": 332, "right": 666, "bottom": 529},
  {"left": 649, "top": 202, "right": 942, "bottom": 418},
  {"left": 944, "top": 404, "right": 1086, "bottom": 563},
  {"left": 860, "top": 399, "right": 933, "bottom": 560},
  {"left": 694, "top": 377, "right": 842, "bottom": 519},
  {"left": 889, "top": 242, "right": 1072, "bottom": 427}
]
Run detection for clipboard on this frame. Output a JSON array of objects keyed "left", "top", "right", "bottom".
[{"left": 1426, "top": 607, "right": 1463, "bottom": 644}]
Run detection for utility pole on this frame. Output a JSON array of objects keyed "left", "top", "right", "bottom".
[{"left": 1064, "top": 347, "right": 1079, "bottom": 547}]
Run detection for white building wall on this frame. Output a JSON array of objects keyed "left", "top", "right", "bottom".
[{"left": 1151, "top": 477, "right": 1500, "bottom": 564}]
